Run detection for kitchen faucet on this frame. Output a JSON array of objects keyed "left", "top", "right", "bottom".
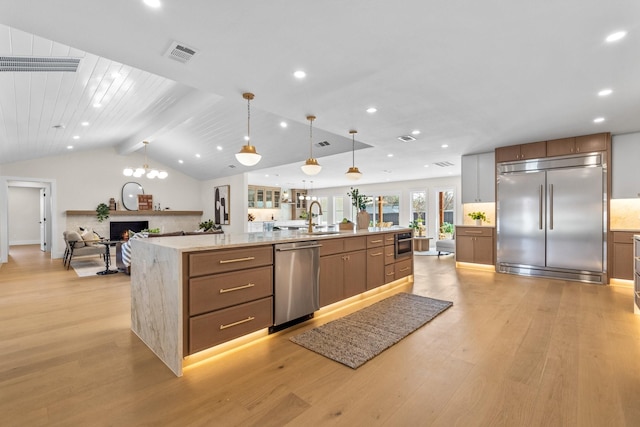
[{"left": 307, "top": 201, "right": 323, "bottom": 233}]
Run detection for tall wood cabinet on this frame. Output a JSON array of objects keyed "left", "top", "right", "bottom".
[{"left": 611, "top": 231, "right": 639, "bottom": 280}]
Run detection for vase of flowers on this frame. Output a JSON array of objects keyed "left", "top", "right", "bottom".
[
  {"left": 409, "top": 218, "right": 426, "bottom": 236},
  {"left": 348, "top": 187, "right": 370, "bottom": 229}
]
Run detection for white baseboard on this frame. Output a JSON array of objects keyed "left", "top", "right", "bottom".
[{"left": 9, "top": 240, "right": 40, "bottom": 246}]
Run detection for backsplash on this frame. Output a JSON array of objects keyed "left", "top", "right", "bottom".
[
  {"left": 610, "top": 199, "right": 640, "bottom": 230},
  {"left": 462, "top": 202, "right": 496, "bottom": 226}
]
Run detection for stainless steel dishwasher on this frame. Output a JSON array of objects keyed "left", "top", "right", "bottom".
[{"left": 273, "top": 241, "right": 321, "bottom": 327}]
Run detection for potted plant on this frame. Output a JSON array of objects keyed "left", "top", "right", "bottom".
[
  {"left": 440, "top": 222, "right": 454, "bottom": 239},
  {"left": 409, "top": 218, "right": 426, "bottom": 236},
  {"left": 468, "top": 211, "right": 488, "bottom": 226},
  {"left": 347, "top": 187, "right": 370, "bottom": 229},
  {"left": 96, "top": 203, "right": 110, "bottom": 223}
]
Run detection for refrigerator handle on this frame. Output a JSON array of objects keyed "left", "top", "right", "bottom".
[
  {"left": 539, "top": 185, "right": 543, "bottom": 230},
  {"left": 549, "top": 183, "right": 554, "bottom": 230}
]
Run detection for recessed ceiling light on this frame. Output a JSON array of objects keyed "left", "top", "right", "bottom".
[
  {"left": 280, "top": 121, "right": 288, "bottom": 128},
  {"left": 293, "top": 70, "right": 306, "bottom": 79},
  {"left": 598, "top": 89, "right": 612, "bottom": 96},
  {"left": 424, "top": 164, "right": 429, "bottom": 168},
  {"left": 441, "top": 144, "right": 449, "bottom": 148},
  {"left": 67, "top": 145, "right": 73, "bottom": 150},
  {"left": 366, "top": 107, "right": 377, "bottom": 114},
  {"left": 195, "top": 153, "right": 201, "bottom": 158},
  {"left": 178, "top": 159, "right": 184, "bottom": 164},
  {"left": 244, "top": 135, "right": 250, "bottom": 141},
  {"left": 111, "top": 72, "right": 121, "bottom": 79},
  {"left": 93, "top": 102, "right": 101, "bottom": 108},
  {"left": 143, "top": 0, "right": 161, "bottom": 8},
  {"left": 216, "top": 146, "right": 223, "bottom": 151},
  {"left": 593, "top": 117, "right": 605, "bottom": 123},
  {"left": 411, "top": 130, "right": 421, "bottom": 135},
  {"left": 72, "top": 135, "right": 80, "bottom": 140},
  {"left": 387, "top": 153, "right": 393, "bottom": 157},
  {"left": 606, "top": 31, "right": 627, "bottom": 42},
  {"left": 81, "top": 121, "right": 89, "bottom": 126},
  {"left": 265, "top": 174, "right": 269, "bottom": 177}
]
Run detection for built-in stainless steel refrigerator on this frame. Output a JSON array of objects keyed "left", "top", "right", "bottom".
[{"left": 496, "top": 153, "right": 606, "bottom": 284}]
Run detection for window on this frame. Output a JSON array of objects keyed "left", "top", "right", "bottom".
[
  {"left": 367, "top": 194, "right": 400, "bottom": 226},
  {"left": 436, "top": 189, "right": 455, "bottom": 239},
  {"left": 410, "top": 191, "right": 427, "bottom": 225},
  {"left": 334, "top": 196, "right": 345, "bottom": 223}
]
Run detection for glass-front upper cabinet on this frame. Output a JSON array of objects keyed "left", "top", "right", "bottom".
[
  {"left": 248, "top": 187, "right": 256, "bottom": 208},
  {"left": 248, "top": 185, "right": 281, "bottom": 209},
  {"left": 256, "top": 188, "right": 264, "bottom": 208}
]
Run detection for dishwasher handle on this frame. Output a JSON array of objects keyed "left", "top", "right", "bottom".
[{"left": 276, "top": 244, "right": 323, "bottom": 251}]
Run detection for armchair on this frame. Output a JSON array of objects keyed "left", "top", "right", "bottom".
[{"left": 63, "top": 230, "right": 106, "bottom": 269}]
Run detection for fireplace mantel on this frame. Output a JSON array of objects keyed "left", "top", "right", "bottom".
[{"left": 66, "top": 210, "right": 202, "bottom": 216}]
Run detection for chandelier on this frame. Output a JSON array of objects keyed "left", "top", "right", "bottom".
[
  {"left": 235, "top": 92, "right": 262, "bottom": 166},
  {"left": 301, "top": 115, "right": 322, "bottom": 175},
  {"left": 123, "top": 141, "right": 168, "bottom": 179},
  {"left": 345, "top": 129, "right": 362, "bottom": 180}
]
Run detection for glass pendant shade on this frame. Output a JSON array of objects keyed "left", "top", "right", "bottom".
[
  {"left": 236, "top": 92, "right": 261, "bottom": 166},
  {"left": 345, "top": 166, "right": 362, "bottom": 180}
]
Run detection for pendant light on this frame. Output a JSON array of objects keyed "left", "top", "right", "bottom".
[
  {"left": 235, "top": 92, "right": 262, "bottom": 166},
  {"left": 301, "top": 115, "right": 322, "bottom": 175},
  {"left": 123, "top": 141, "right": 168, "bottom": 179},
  {"left": 345, "top": 129, "right": 362, "bottom": 180}
]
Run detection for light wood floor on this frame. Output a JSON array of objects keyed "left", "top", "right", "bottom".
[{"left": 2, "top": 245, "right": 640, "bottom": 426}]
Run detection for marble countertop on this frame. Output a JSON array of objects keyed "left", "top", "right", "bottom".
[{"left": 133, "top": 227, "right": 410, "bottom": 253}]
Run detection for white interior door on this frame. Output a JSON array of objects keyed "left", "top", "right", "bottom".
[{"left": 39, "top": 188, "right": 47, "bottom": 252}]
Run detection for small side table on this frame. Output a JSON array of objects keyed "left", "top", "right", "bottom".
[
  {"left": 96, "top": 240, "right": 120, "bottom": 275},
  {"left": 413, "top": 237, "right": 432, "bottom": 252}
]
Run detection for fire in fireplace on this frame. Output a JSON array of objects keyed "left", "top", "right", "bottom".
[{"left": 110, "top": 221, "right": 149, "bottom": 241}]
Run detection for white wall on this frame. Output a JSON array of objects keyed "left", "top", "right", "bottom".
[
  {"left": 200, "top": 173, "right": 248, "bottom": 235},
  {"left": 1, "top": 146, "right": 203, "bottom": 258},
  {"left": 8, "top": 187, "right": 41, "bottom": 245}
]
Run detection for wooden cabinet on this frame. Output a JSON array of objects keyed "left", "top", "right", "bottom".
[
  {"left": 547, "top": 133, "right": 607, "bottom": 157},
  {"left": 462, "top": 152, "right": 495, "bottom": 203},
  {"left": 495, "top": 141, "right": 546, "bottom": 163},
  {"left": 186, "top": 245, "right": 273, "bottom": 354},
  {"left": 612, "top": 231, "right": 638, "bottom": 280},
  {"left": 248, "top": 185, "right": 281, "bottom": 209},
  {"left": 319, "top": 236, "right": 367, "bottom": 306},
  {"left": 455, "top": 226, "right": 494, "bottom": 265}
]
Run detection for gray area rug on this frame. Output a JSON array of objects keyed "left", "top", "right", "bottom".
[{"left": 290, "top": 292, "right": 453, "bottom": 369}]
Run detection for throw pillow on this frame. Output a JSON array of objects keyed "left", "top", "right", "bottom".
[
  {"left": 67, "top": 230, "right": 84, "bottom": 248},
  {"left": 80, "top": 229, "right": 97, "bottom": 246}
]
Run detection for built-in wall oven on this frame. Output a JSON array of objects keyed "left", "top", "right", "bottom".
[{"left": 395, "top": 232, "right": 413, "bottom": 259}]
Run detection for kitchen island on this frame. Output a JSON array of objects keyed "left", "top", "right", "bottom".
[{"left": 130, "top": 228, "right": 413, "bottom": 376}]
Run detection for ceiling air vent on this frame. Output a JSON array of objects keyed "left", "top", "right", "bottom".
[
  {"left": 0, "top": 56, "right": 80, "bottom": 72},
  {"left": 316, "top": 141, "right": 330, "bottom": 147},
  {"left": 397, "top": 135, "right": 416, "bottom": 142},
  {"left": 165, "top": 41, "right": 198, "bottom": 64},
  {"left": 434, "top": 161, "right": 455, "bottom": 167}
]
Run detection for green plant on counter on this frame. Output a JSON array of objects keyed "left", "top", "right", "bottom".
[
  {"left": 468, "top": 211, "right": 487, "bottom": 221},
  {"left": 347, "top": 187, "right": 370, "bottom": 211},
  {"left": 96, "top": 203, "right": 110, "bottom": 223},
  {"left": 408, "top": 218, "right": 424, "bottom": 230},
  {"left": 199, "top": 219, "right": 214, "bottom": 231},
  {"left": 440, "top": 222, "right": 454, "bottom": 234}
]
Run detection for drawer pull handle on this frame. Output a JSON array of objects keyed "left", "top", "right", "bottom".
[
  {"left": 219, "top": 256, "right": 255, "bottom": 264},
  {"left": 386, "top": 272, "right": 394, "bottom": 276},
  {"left": 465, "top": 231, "right": 482, "bottom": 234},
  {"left": 370, "top": 252, "right": 383, "bottom": 257},
  {"left": 386, "top": 253, "right": 394, "bottom": 257},
  {"left": 219, "top": 283, "right": 255, "bottom": 294},
  {"left": 220, "top": 316, "right": 255, "bottom": 330},
  {"left": 400, "top": 267, "right": 410, "bottom": 272},
  {"left": 370, "top": 239, "right": 383, "bottom": 243}
]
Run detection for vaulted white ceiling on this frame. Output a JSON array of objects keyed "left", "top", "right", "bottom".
[{"left": 0, "top": 1, "right": 638, "bottom": 189}]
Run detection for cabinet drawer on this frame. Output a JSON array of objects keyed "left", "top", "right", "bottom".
[
  {"left": 456, "top": 226, "right": 493, "bottom": 237},
  {"left": 189, "top": 246, "right": 272, "bottom": 277},
  {"left": 319, "top": 238, "right": 345, "bottom": 256},
  {"left": 189, "top": 297, "right": 273, "bottom": 354},
  {"left": 189, "top": 266, "right": 273, "bottom": 315},
  {"left": 395, "top": 258, "right": 413, "bottom": 279},
  {"left": 384, "top": 245, "right": 395, "bottom": 265},
  {"left": 384, "top": 264, "right": 395, "bottom": 283},
  {"left": 384, "top": 233, "right": 396, "bottom": 246},
  {"left": 613, "top": 231, "right": 638, "bottom": 244},
  {"left": 344, "top": 236, "right": 366, "bottom": 252},
  {"left": 367, "top": 235, "right": 385, "bottom": 248}
]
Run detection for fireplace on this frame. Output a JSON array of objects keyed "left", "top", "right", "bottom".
[{"left": 110, "top": 221, "right": 149, "bottom": 241}]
